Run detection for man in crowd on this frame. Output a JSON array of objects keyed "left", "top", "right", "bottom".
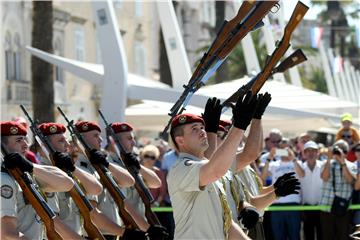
[
  {"left": 320, "top": 139, "right": 356, "bottom": 240},
  {"left": 298, "top": 140, "right": 323, "bottom": 240}
]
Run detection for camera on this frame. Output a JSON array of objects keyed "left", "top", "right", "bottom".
[
  {"left": 332, "top": 146, "right": 342, "bottom": 155},
  {"left": 276, "top": 148, "right": 288, "bottom": 157}
]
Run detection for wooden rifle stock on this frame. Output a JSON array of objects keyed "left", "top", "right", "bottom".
[
  {"left": 161, "top": 1, "right": 279, "bottom": 137},
  {"left": 57, "top": 107, "right": 139, "bottom": 229},
  {"left": 9, "top": 168, "right": 62, "bottom": 240},
  {"left": 99, "top": 110, "right": 161, "bottom": 226},
  {"left": 251, "top": 1, "right": 308, "bottom": 94},
  {"left": 2, "top": 143, "right": 62, "bottom": 240},
  {"left": 21, "top": 105, "right": 105, "bottom": 239},
  {"left": 222, "top": 49, "right": 307, "bottom": 107}
]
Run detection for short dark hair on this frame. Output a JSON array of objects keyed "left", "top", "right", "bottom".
[
  {"left": 1, "top": 136, "right": 9, "bottom": 145},
  {"left": 170, "top": 125, "right": 185, "bottom": 150}
]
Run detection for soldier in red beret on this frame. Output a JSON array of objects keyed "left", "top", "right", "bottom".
[
  {"left": 74, "top": 120, "right": 162, "bottom": 239},
  {"left": 167, "top": 92, "right": 262, "bottom": 239},
  {"left": 108, "top": 122, "right": 168, "bottom": 239},
  {"left": 0, "top": 121, "right": 78, "bottom": 239},
  {"left": 37, "top": 122, "right": 106, "bottom": 236}
]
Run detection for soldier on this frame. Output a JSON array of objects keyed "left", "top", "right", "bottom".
[
  {"left": 74, "top": 121, "right": 166, "bottom": 239},
  {"left": 37, "top": 122, "right": 103, "bottom": 235},
  {"left": 0, "top": 121, "right": 82, "bottom": 239},
  {"left": 167, "top": 92, "right": 257, "bottom": 239},
  {"left": 109, "top": 122, "right": 162, "bottom": 219}
]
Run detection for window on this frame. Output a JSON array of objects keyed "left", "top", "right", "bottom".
[
  {"left": 134, "top": 41, "right": 146, "bottom": 76},
  {"left": 14, "top": 33, "right": 21, "bottom": 80},
  {"left": 54, "top": 39, "right": 64, "bottom": 83},
  {"left": 113, "top": 0, "right": 122, "bottom": 9},
  {"left": 74, "top": 25, "right": 85, "bottom": 61},
  {"left": 134, "top": 0, "right": 142, "bottom": 17},
  {"left": 5, "top": 32, "right": 22, "bottom": 81}
]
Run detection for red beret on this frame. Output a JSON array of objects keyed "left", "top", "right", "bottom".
[
  {"left": 38, "top": 123, "right": 66, "bottom": 136},
  {"left": 171, "top": 113, "right": 205, "bottom": 130},
  {"left": 218, "top": 125, "right": 227, "bottom": 132},
  {"left": 75, "top": 121, "right": 101, "bottom": 133},
  {"left": 1, "top": 121, "right": 27, "bottom": 136},
  {"left": 219, "top": 119, "right": 232, "bottom": 128},
  {"left": 111, "top": 122, "right": 133, "bottom": 133}
]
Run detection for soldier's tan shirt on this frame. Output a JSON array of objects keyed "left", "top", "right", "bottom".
[
  {"left": 1, "top": 171, "right": 43, "bottom": 239},
  {"left": 167, "top": 153, "right": 225, "bottom": 240}
]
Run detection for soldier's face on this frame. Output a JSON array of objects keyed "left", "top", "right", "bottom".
[
  {"left": 49, "top": 134, "right": 69, "bottom": 153},
  {"left": 178, "top": 122, "right": 208, "bottom": 153},
  {"left": 4, "top": 135, "right": 28, "bottom": 155},
  {"left": 118, "top": 131, "right": 135, "bottom": 153},
  {"left": 82, "top": 130, "right": 102, "bottom": 150}
]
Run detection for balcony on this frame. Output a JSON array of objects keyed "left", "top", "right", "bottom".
[{"left": 6, "top": 80, "right": 32, "bottom": 104}]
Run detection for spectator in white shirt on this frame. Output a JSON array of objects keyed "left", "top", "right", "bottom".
[{"left": 299, "top": 140, "right": 323, "bottom": 240}]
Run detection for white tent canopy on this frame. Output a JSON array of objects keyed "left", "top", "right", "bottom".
[{"left": 126, "top": 75, "right": 359, "bottom": 137}]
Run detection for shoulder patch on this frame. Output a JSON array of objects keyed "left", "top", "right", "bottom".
[
  {"left": 1, "top": 185, "right": 13, "bottom": 199},
  {"left": 184, "top": 160, "right": 195, "bottom": 166}
]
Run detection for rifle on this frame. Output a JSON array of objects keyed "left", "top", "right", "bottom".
[
  {"left": 222, "top": 1, "right": 308, "bottom": 110},
  {"left": 222, "top": 49, "right": 307, "bottom": 109},
  {"left": 57, "top": 107, "right": 139, "bottom": 229},
  {"left": 160, "top": 0, "right": 279, "bottom": 138},
  {"left": 20, "top": 105, "right": 105, "bottom": 240},
  {"left": 1, "top": 143, "right": 62, "bottom": 240},
  {"left": 98, "top": 109, "right": 162, "bottom": 226}
]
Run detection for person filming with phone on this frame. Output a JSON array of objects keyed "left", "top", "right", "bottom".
[{"left": 260, "top": 138, "right": 304, "bottom": 240}]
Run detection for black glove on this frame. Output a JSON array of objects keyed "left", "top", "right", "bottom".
[
  {"left": 253, "top": 92, "right": 272, "bottom": 119},
  {"left": 123, "top": 152, "right": 141, "bottom": 171},
  {"left": 274, "top": 172, "right": 300, "bottom": 197},
  {"left": 232, "top": 91, "right": 258, "bottom": 130},
  {"left": 122, "top": 228, "right": 147, "bottom": 240},
  {"left": 273, "top": 172, "right": 295, "bottom": 189},
  {"left": 238, "top": 206, "right": 260, "bottom": 229},
  {"left": 147, "top": 225, "right": 169, "bottom": 240},
  {"left": 89, "top": 149, "right": 109, "bottom": 168},
  {"left": 202, "top": 97, "right": 222, "bottom": 133},
  {"left": 53, "top": 152, "right": 76, "bottom": 172},
  {"left": 4, "top": 153, "right": 34, "bottom": 173}
]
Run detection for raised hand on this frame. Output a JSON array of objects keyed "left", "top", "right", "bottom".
[{"left": 202, "top": 97, "right": 222, "bottom": 133}]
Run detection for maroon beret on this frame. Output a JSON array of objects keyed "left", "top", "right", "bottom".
[
  {"left": 111, "top": 122, "right": 133, "bottom": 133},
  {"left": 171, "top": 113, "right": 205, "bottom": 130},
  {"left": 1, "top": 121, "right": 27, "bottom": 136},
  {"left": 218, "top": 125, "right": 227, "bottom": 132},
  {"left": 39, "top": 123, "right": 66, "bottom": 136},
  {"left": 219, "top": 119, "right": 232, "bottom": 128},
  {"left": 75, "top": 121, "right": 101, "bottom": 133}
]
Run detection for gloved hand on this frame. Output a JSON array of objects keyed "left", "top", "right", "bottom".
[
  {"left": 147, "top": 225, "right": 169, "bottom": 240},
  {"left": 253, "top": 92, "right": 272, "bottom": 119},
  {"left": 123, "top": 152, "right": 141, "bottom": 171},
  {"left": 238, "top": 206, "right": 260, "bottom": 229},
  {"left": 53, "top": 151, "right": 76, "bottom": 172},
  {"left": 274, "top": 172, "right": 300, "bottom": 197},
  {"left": 273, "top": 172, "right": 295, "bottom": 189},
  {"left": 122, "top": 228, "right": 147, "bottom": 240},
  {"left": 202, "top": 97, "right": 222, "bottom": 133},
  {"left": 232, "top": 91, "right": 258, "bottom": 130},
  {"left": 4, "top": 153, "right": 34, "bottom": 173},
  {"left": 89, "top": 149, "right": 109, "bottom": 168}
]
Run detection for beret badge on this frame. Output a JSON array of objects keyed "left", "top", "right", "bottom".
[
  {"left": 178, "top": 116, "right": 187, "bottom": 124},
  {"left": 10, "top": 126, "right": 18, "bottom": 135}
]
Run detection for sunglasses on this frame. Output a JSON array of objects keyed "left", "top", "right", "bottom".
[
  {"left": 144, "top": 154, "right": 156, "bottom": 160},
  {"left": 342, "top": 135, "right": 352, "bottom": 139},
  {"left": 355, "top": 148, "right": 360, "bottom": 152}
]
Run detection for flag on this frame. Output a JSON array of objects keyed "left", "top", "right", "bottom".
[
  {"left": 356, "top": 26, "right": 360, "bottom": 48},
  {"left": 310, "top": 27, "right": 324, "bottom": 48}
]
